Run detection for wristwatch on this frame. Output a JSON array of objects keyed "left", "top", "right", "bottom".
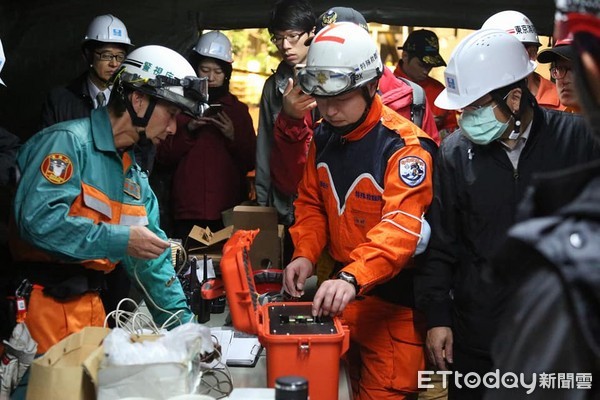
[{"left": 337, "top": 271, "right": 360, "bottom": 294}]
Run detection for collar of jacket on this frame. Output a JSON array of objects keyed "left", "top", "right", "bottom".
[
  {"left": 91, "top": 107, "right": 118, "bottom": 153},
  {"left": 340, "top": 94, "right": 383, "bottom": 142}
]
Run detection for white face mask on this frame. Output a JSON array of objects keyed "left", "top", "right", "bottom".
[{"left": 458, "top": 105, "right": 511, "bottom": 145}]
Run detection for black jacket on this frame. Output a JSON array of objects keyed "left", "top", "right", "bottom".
[
  {"left": 40, "top": 72, "right": 94, "bottom": 129},
  {"left": 415, "top": 106, "right": 600, "bottom": 357},
  {"left": 486, "top": 160, "right": 600, "bottom": 399}
]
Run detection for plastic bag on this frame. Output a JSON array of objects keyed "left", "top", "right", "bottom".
[{"left": 102, "top": 323, "right": 213, "bottom": 366}]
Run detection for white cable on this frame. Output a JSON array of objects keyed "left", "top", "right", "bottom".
[{"left": 133, "top": 260, "right": 189, "bottom": 330}]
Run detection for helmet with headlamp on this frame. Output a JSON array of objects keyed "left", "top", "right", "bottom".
[
  {"left": 297, "top": 22, "right": 382, "bottom": 97},
  {"left": 114, "top": 45, "right": 210, "bottom": 121}
]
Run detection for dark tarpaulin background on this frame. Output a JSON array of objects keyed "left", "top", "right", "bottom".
[{"left": 0, "top": 0, "right": 554, "bottom": 140}]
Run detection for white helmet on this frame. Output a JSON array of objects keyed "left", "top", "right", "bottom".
[
  {"left": 192, "top": 31, "right": 233, "bottom": 63},
  {"left": 435, "top": 29, "right": 537, "bottom": 110},
  {"left": 117, "top": 45, "right": 209, "bottom": 117},
  {"left": 83, "top": 14, "right": 133, "bottom": 47},
  {"left": 297, "top": 22, "right": 382, "bottom": 97},
  {"left": 481, "top": 10, "right": 541, "bottom": 47}
]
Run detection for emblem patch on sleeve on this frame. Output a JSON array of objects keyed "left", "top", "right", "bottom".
[
  {"left": 399, "top": 156, "right": 426, "bottom": 187},
  {"left": 40, "top": 153, "right": 74, "bottom": 184}
]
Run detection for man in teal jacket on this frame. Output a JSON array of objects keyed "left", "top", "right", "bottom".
[{"left": 11, "top": 45, "right": 207, "bottom": 353}]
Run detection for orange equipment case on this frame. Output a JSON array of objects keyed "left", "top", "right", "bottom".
[{"left": 220, "top": 229, "right": 350, "bottom": 400}]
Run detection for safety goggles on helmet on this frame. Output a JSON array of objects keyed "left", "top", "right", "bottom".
[
  {"left": 297, "top": 66, "right": 379, "bottom": 97},
  {"left": 118, "top": 70, "right": 210, "bottom": 117}
]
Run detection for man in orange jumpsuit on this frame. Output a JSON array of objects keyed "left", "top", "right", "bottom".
[{"left": 283, "top": 22, "right": 437, "bottom": 400}]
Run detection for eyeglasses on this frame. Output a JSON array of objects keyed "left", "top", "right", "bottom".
[
  {"left": 463, "top": 98, "right": 496, "bottom": 112},
  {"left": 463, "top": 93, "right": 510, "bottom": 112},
  {"left": 270, "top": 32, "right": 306, "bottom": 46},
  {"left": 550, "top": 65, "right": 572, "bottom": 80},
  {"left": 297, "top": 66, "right": 379, "bottom": 97},
  {"left": 95, "top": 52, "right": 126, "bottom": 63}
]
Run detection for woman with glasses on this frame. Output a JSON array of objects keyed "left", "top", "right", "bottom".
[
  {"left": 538, "top": 38, "right": 580, "bottom": 113},
  {"left": 155, "top": 31, "right": 256, "bottom": 240},
  {"left": 255, "top": 0, "right": 315, "bottom": 266},
  {"left": 415, "top": 28, "right": 600, "bottom": 400}
]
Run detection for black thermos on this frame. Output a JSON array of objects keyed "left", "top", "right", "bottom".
[{"left": 275, "top": 375, "right": 308, "bottom": 400}]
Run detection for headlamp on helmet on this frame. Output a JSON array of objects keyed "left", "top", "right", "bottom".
[
  {"left": 119, "top": 70, "right": 210, "bottom": 118},
  {"left": 114, "top": 45, "right": 212, "bottom": 118}
]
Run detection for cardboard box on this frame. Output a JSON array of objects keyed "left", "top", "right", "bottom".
[
  {"left": 27, "top": 326, "right": 111, "bottom": 400},
  {"left": 185, "top": 206, "right": 284, "bottom": 269},
  {"left": 185, "top": 225, "right": 234, "bottom": 263},
  {"left": 232, "top": 206, "right": 282, "bottom": 269}
]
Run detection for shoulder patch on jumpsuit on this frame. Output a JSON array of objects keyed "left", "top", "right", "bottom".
[
  {"left": 399, "top": 156, "right": 426, "bottom": 187},
  {"left": 40, "top": 153, "right": 74, "bottom": 184}
]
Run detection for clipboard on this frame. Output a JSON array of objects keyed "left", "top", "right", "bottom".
[
  {"left": 225, "top": 334, "right": 263, "bottom": 367},
  {"left": 210, "top": 328, "right": 263, "bottom": 368}
]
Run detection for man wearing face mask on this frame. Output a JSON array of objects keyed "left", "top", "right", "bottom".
[{"left": 414, "top": 28, "right": 600, "bottom": 400}]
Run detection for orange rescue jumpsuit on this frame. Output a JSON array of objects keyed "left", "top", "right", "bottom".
[{"left": 291, "top": 95, "right": 436, "bottom": 399}]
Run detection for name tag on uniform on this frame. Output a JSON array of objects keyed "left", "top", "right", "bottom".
[{"left": 124, "top": 178, "right": 141, "bottom": 200}]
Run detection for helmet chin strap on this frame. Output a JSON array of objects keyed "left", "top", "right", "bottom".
[
  {"left": 491, "top": 86, "right": 526, "bottom": 140},
  {"left": 125, "top": 95, "right": 157, "bottom": 129}
]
